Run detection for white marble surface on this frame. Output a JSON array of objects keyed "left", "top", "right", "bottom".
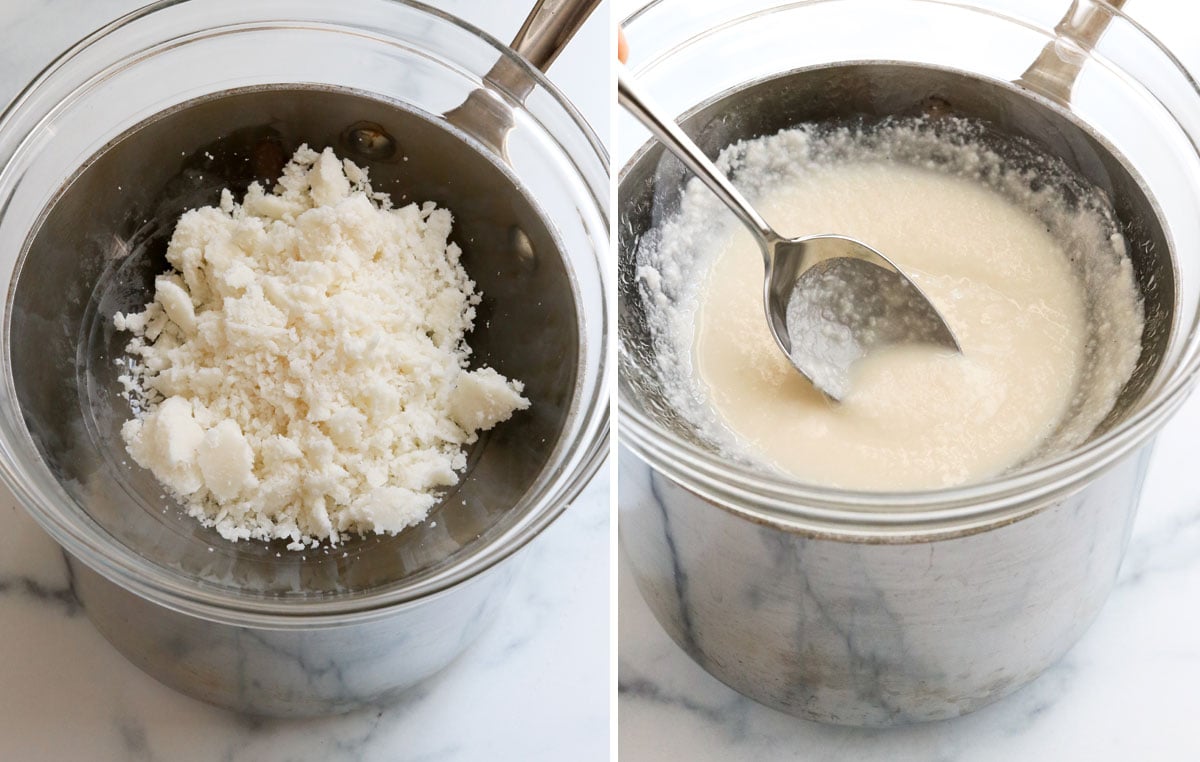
[
  {"left": 617, "top": 1, "right": 1200, "bottom": 758},
  {"left": 0, "top": 1, "right": 610, "bottom": 760}
]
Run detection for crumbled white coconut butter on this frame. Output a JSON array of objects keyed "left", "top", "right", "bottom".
[{"left": 115, "top": 145, "right": 529, "bottom": 549}]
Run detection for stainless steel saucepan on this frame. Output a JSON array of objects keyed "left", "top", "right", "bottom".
[
  {"left": 0, "top": 0, "right": 607, "bottom": 716},
  {"left": 619, "top": 0, "right": 1200, "bottom": 725}
]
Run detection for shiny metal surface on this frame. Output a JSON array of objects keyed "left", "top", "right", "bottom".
[
  {"left": 620, "top": 62, "right": 1174, "bottom": 462},
  {"left": 617, "top": 0, "right": 1196, "bottom": 726},
  {"left": 619, "top": 443, "right": 1151, "bottom": 725},
  {"left": 17, "top": 84, "right": 580, "bottom": 604},
  {"left": 445, "top": 0, "right": 603, "bottom": 155},
  {"left": 1018, "top": 0, "right": 1128, "bottom": 104},
  {"left": 70, "top": 553, "right": 519, "bottom": 716},
  {"left": 0, "top": 0, "right": 607, "bottom": 716},
  {"left": 779, "top": 241, "right": 960, "bottom": 400},
  {"left": 617, "top": 68, "right": 959, "bottom": 400},
  {"left": 510, "top": 0, "right": 604, "bottom": 71}
]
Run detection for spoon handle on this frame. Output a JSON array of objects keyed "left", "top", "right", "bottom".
[{"left": 617, "top": 67, "right": 779, "bottom": 254}]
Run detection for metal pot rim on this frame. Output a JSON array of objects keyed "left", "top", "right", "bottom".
[
  {"left": 617, "top": 0, "right": 1200, "bottom": 535},
  {"left": 0, "top": 0, "right": 611, "bottom": 623}
]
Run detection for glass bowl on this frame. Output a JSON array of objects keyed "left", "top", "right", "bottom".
[
  {"left": 616, "top": 0, "right": 1200, "bottom": 725},
  {"left": 618, "top": 0, "right": 1200, "bottom": 536},
  {"left": 0, "top": 0, "right": 609, "bottom": 623}
]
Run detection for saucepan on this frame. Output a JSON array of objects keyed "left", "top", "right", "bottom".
[
  {"left": 0, "top": 0, "right": 607, "bottom": 716},
  {"left": 618, "top": 0, "right": 1200, "bottom": 725}
]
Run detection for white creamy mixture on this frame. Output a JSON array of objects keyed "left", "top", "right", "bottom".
[
  {"left": 116, "top": 146, "right": 529, "bottom": 548},
  {"left": 640, "top": 121, "right": 1143, "bottom": 490}
]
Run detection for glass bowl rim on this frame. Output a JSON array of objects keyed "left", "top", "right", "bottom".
[
  {"left": 617, "top": 0, "right": 1200, "bottom": 534},
  {"left": 0, "top": 0, "right": 611, "bottom": 625}
]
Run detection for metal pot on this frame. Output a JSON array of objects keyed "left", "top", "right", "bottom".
[
  {"left": 618, "top": 0, "right": 1200, "bottom": 725},
  {"left": 0, "top": 0, "right": 607, "bottom": 716}
]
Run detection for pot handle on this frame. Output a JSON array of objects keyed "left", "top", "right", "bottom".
[
  {"left": 1017, "top": 0, "right": 1128, "bottom": 104},
  {"left": 443, "top": 0, "right": 600, "bottom": 155},
  {"left": 511, "top": 0, "right": 603, "bottom": 73},
  {"left": 482, "top": 0, "right": 603, "bottom": 101}
]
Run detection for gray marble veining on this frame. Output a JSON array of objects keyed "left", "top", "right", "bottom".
[
  {"left": 0, "top": 467, "right": 610, "bottom": 761},
  {"left": 619, "top": 393, "right": 1200, "bottom": 759},
  {"left": 617, "top": 0, "right": 1200, "bottom": 754},
  {"left": 72, "top": 552, "right": 518, "bottom": 716},
  {"left": 619, "top": 441, "right": 1150, "bottom": 726},
  {"left": 0, "top": 2, "right": 610, "bottom": 756}
]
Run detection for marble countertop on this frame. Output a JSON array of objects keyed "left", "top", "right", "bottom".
[
  {"left": 0, "top": 2, "right": 610, "bottom": 761},
  {"left": 617, "top": 1, "right": 1200, "bottom": 758}
]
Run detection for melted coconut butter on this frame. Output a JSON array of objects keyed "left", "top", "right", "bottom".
[{"left": 695, "top": 161, "right": 1090, "bottom": 490}]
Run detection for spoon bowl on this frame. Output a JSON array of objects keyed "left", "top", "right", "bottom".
[
  {"left": 617, "top": 68, "right": 960, "bottom": 400},
  {"left": 773, "top": 235, "right": 961, "bottom": 400}
]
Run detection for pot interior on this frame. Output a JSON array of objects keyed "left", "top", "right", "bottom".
[
  {"left": 9, "top": 85, "right": 579, "bottom": 600},
  {"left": 619, "top": 62, "right": 1174, "bottom": 460}
]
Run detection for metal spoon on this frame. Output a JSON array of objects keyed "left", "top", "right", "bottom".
[{"left": 617, "top": 68, "right": 960, "bottom": 401}]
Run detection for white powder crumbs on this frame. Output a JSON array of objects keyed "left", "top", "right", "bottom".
[
  {"left": 115, "top": 145, "right": 529, "bottom": 550},
  {"left": 637, "top": 118, "right": 1143, "bottom": 482}
]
